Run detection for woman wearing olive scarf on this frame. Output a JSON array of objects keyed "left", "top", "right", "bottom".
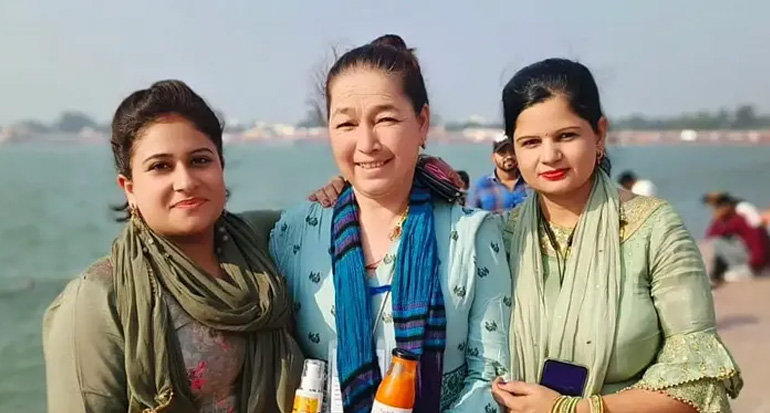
[{"left": 43, "top": 80, "right": 302, "bottom": 413}]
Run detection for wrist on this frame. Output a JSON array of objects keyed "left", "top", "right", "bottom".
[{"left": 575, "top": 399, "right": 590, "bottom": 413}]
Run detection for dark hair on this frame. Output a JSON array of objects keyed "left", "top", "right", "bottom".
[
  {"left": 713, "top": 194, "right": 736, "bottom": 208},
  {"left": 617, "top": 170, "right": 637, "bottom": 186},
  {"left": 457, "top": 170, "right": 470, "bottom": 188},
  {"left": 325, "top": 34, "right": 429, "bottom": 115},
  {"left": 502, "top": 58, "right": 610, "bottom": 173},
  {"left": 110, "top": 80, "right": 224, "bottom": 220}
]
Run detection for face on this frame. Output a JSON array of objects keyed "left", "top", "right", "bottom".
[
  {"left": 620, "top": 180, "right": 634, "bottom": 191},
  {"left": 713, "top": 204, "right": 733, "bottom": 220},
  {"left": 492, "top": 144, "right": 517, "bottom": 173},
  {"left": 512, "top": 95, "right": 606, "bottom": 197},
  {"left": 327, "top": 67, "right": 429, "bottom": 201},
  {"left": 118, "top": 115, "right": 226, "bottom": 238}
]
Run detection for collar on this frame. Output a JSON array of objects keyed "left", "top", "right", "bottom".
[{"left": 489, "top": 169, "right": 524, "bottom": 190}]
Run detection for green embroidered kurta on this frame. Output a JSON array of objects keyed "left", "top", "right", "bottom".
[{"left": 503, "top": 195, "right": 742, "bottom": 412}]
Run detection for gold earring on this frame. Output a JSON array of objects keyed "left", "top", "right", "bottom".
[{"left": 596, "top": 150, "right": 605, "bottom": 165}]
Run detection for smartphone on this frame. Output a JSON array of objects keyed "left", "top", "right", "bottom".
[{"left": 539, "top": 359, "right": 589, "bottom": 397}]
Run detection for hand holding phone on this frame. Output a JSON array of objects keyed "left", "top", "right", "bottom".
[{"left": 539, "top": 359, "right": 589, "bottom": 397}]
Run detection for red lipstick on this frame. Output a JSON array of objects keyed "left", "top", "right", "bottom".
[{"left": 539, "top": 168, "right": 569, "bottom": 181}]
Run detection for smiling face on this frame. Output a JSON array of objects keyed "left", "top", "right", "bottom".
[
  {"left": 512, "top": 95, "right": 607, "bottom": 198},
  {"left": 327, "top": 67, "right": 429, "bottom": 202},
  {"left": 117, "top": 114, "right": 226, "bottom": 238}
]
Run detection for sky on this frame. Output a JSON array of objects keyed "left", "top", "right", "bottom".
[{"left": 1, "top": 0, "right": 769, "bottom": 126}]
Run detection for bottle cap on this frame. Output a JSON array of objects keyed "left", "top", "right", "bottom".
[
  {"left": 392, "top": 348, "right": 419, "bottom": 361},
  {"left": 299, "top": 359, "right": 326, "bottom": 392}
]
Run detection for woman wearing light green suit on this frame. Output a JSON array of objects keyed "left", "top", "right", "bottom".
[{"left": 490, "top": 59, "right": 742, "bottom": 413}]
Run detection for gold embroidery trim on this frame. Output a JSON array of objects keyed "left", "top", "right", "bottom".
[
  {"left": 534, "top": 196, "right": 667, "bottom": 257},
  {"left": 634, "top": 388, "right": 703, "bottom": 413}
]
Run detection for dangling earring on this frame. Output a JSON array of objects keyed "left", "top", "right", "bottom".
[
  {"left": 129, "top": 204, "right": 139, "bottom": 220},
  {"left": 596, "top": 149, "right": 605, "bottom": 166}
]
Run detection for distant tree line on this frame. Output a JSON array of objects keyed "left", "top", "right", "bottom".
[
  {"left": 440, "top": 105, "right": 770, "bottom": 132},
  {"left": 13, "top": 111, "right": 103, "bottom": 134},
  {"left": 612, "top": 105, "right": 770, "bottom": 131},
  {"left": 10, "top": 105, "right": 770, "bottom": 135}
]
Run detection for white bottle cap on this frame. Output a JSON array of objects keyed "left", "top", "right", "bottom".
[{"left": 300, "top": 359, "right": 327, "bottom": 393}]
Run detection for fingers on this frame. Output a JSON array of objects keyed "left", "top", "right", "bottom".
[
  {"left": 331, "top": 175, "right": 346, "bottom": 193},
  {"left": 318, "top": 176, "right": 345, "bottom": 207},
  {"left": 307, "top": 187, "right": 331, "bottom": 207},
  {"left": 315, "top": 190, "right": 332, "bottom": 207},
  {"left": 308, "top": 175, "right": 346, "bottom": 207},
  {"left": 491, "top": 378, "right": 521, "bottom": 410},
  {"left": 496, "top": 380, "right": 535, "bottom": 396},
  {"left": 321, "top": 187, "right": 338, "bottom": 207}
]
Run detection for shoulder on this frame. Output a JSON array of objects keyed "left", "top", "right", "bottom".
[
  {"left": 272, "top": 201, "right": 329, "bottom": 239},
  {"left": 79, "top": 257, "right": 114, "bottom": 293},
  {"left": 439, "top": 204, "right": 504, "bottom": 251},
  {"left": 44, "top": 257, "right": 116, "bottom": 335},
  {"left": 501, "top": 205, "right": 524, "bottom": 253},
  {"left": 269, "top": 201, "right": 332, "bottom": 269},
  {"left": 443, "top": 203, "right": 500, "bottom": 228},
  {"left": 503, "top": 204, "right": 524, "bottom": 232},
  {"left": 282, "top": 201, "right": 328, "bottom": 226},
  {"left": 619, "top": 193, "right": 671, "bottom": 241},
  {"left": 470, "top": 174, "right": 493, "bottom": 189}
]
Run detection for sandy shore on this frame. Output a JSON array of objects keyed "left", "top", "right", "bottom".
[{"left": 714, "top": 277, "right": 770, "bottom": 413}]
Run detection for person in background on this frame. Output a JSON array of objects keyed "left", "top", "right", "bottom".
[
  {"left": 704, "top": 193, "right": 770, "bottom": 282},
  {"left": 762, "top": 205, "right": 770, "bottom": 230},
  {"left": 456, "top": 170, "right": 470, "bottom": 190},
  {"left": 467, "top": 133, "right": 528, "bottom": 211},
  {"left": 491, "top": 58, "right": 741, "bottom": 413},
  {"left": 617, "top": 170, "right": 657, "bottom": 197},
  {"left": 42, "top": 80, "right": 302, "bottom": 413},
  {"left": 704, "top": 191, "right": 764, "bottom": 229}
]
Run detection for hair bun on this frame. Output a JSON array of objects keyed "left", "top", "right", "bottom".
[{"left": 371, "top": 34, "right": 409, "bottom": 51}]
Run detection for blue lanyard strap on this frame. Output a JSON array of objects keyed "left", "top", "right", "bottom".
[{"left": 369, "top": 284, "right": 391, "bottom": 296}]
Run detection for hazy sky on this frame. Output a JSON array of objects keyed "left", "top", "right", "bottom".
[{"left": 1, "top": 0, "right": 768, "bottom": 125}]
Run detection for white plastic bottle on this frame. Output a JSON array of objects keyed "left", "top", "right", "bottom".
[{"left": 292, "top": 359, "right": 326, "bottom": 413}]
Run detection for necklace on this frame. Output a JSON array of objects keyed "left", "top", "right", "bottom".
[
  {"left": 364, "top": 206, "right": 410, "bottom": 270},
  {"left": 388, "top": 206, "right": 410, "bottom": 241}
]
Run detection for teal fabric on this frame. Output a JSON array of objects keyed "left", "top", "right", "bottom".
[{"left": 265, "top": 201, "right": 511, "bottom": 413}]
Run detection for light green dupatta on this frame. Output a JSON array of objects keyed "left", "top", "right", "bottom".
[{"left": 508, "top": 170, "right": 621, "bottom": 395}]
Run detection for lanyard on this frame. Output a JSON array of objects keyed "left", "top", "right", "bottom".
[
  {"left": 538, "top": 209, "right": 575, "bottom": 285},
  {"left": 370, "top": 271, "right": 395, "bottom": 338}
]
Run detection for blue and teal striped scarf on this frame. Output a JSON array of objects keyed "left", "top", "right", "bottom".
[{"left": 330, "top": 181, "right": 447, "bottom": 413}]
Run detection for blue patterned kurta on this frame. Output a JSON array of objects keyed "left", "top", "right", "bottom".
[{"left": 269, "top": 201, "right": 511, "bottom": 412}]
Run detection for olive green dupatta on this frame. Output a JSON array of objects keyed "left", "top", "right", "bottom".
[
  {"left": 112, "top": 211, "right": 303, "bottom": 412},
  {"left": 508, "top": 171, "right": 622, "bottom": 395}
]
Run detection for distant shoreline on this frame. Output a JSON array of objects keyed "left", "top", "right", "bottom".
[{"left": 2, "top": 129, "right": 770, "bottom": 146}]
